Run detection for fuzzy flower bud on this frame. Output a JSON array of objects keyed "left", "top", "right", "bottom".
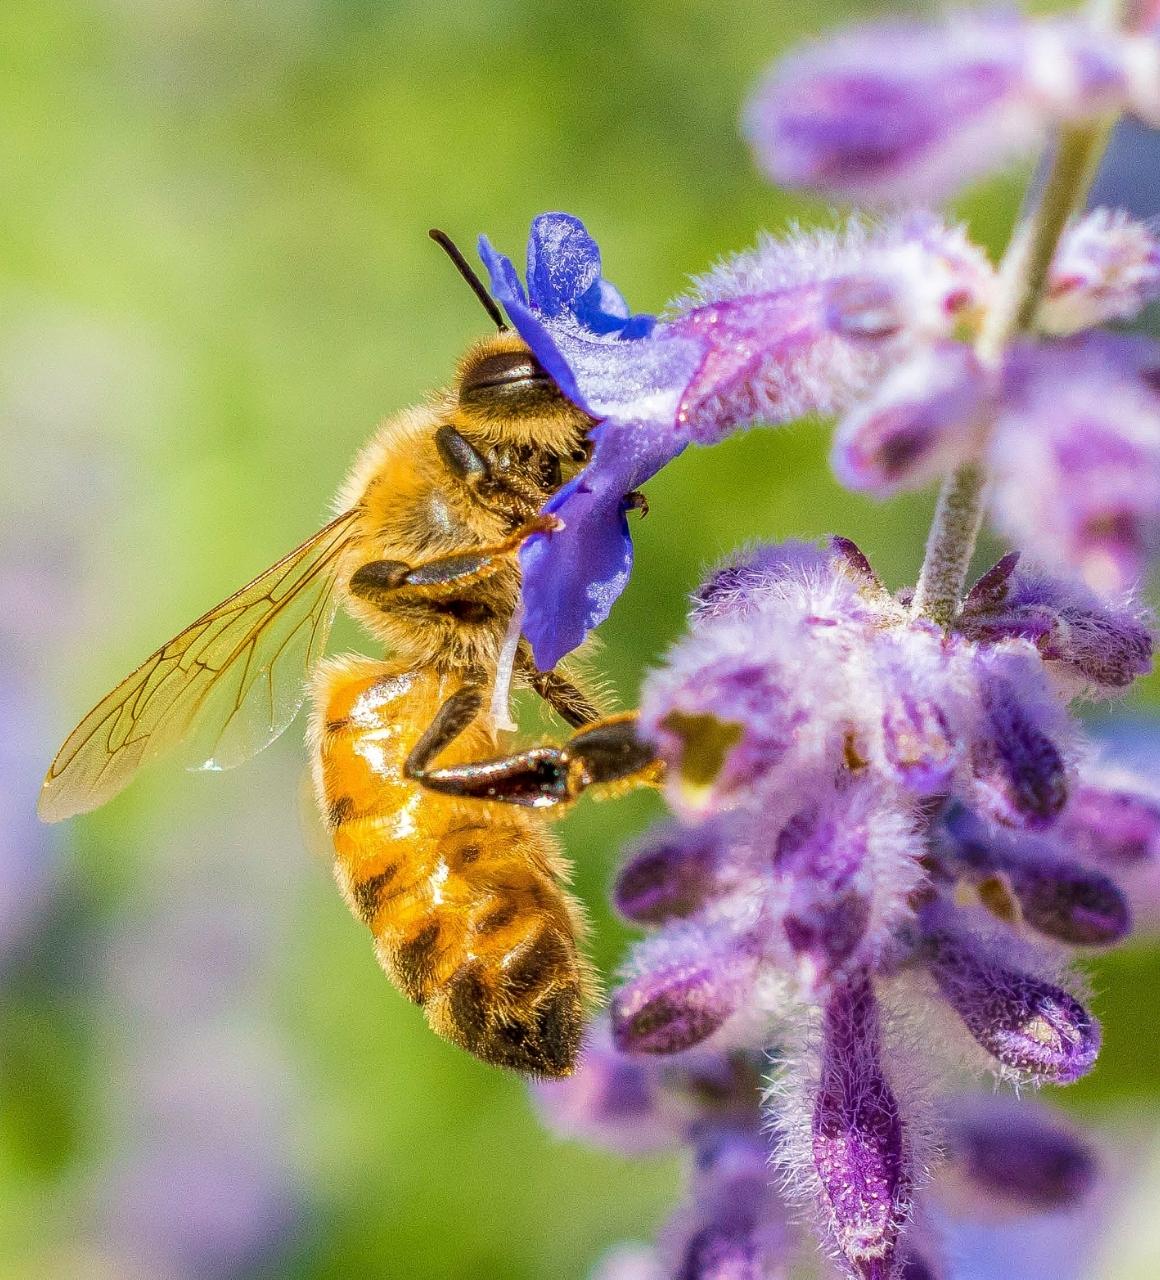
[
  {"left": 940, "top": 806, "right": 1131, "bottom": 947},
  {"left": 831, "top": 343, "right": 988, "bottom": 495},
  {"left": 611, "top": 927, "right": 754, "bottom": 1055},
  {"left": 812, "top": 975, "right": 911, "bottom": 1279},
  {"left": 924, "top": 925, "right": 1100, "bottom": 1083},
  {"left": 967, "top": 651, "right": 1070, "bottom": 830},
  {"left": 942, "top": 1095, "right": 1097, "bottom": 1211},
  {"left": 744, "top": 14, "right": 1160, "bottom": 203},
  {"left": 1040, "top": 208, "right": 1160, "bottom": 334},
  {"left": 614, "top": 820, "right": 738, "bottom": 925},
  {"left": 958, "top": 555, "right": 1154, "bottom": 695},
  {"left": 1057, "top": 778, "right": 1160, "bottom": 866},
  {"left": 989, "top": 333, "right": 1160, "bottom": 594}
]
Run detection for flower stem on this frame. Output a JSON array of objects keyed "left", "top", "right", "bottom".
[{"left": 911, "top": 119, "right": 1114, "bottom": 626}]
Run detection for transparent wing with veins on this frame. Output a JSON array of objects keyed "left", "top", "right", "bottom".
[{"left": 39, "top": 509, "right": 360, "bottom": 822}]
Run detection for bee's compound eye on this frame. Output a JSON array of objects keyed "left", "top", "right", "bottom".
[{"left": 460, "top": 351, "right": 553, "bottom": 399}]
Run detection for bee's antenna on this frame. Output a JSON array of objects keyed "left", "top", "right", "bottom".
[{"left": 429, "top": 228, "right": 509, "bottom": 332}]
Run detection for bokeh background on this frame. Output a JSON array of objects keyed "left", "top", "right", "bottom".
[{"left": 3, "top": 1, "right": 1160, "bottom": 1277}]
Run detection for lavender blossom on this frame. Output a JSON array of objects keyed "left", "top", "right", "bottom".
[
  {"left": 598, "top": 537, "right": 1143, "bottom": 1273},
  {"left": 744, "top": 13, "right": 1160, "bottom": 203},
  {"left": 831, "top": 343, "right": 988, "bottom": 496},
  {"left": 921, "top": 919, "right": 1100, "bottom": 1084},
  {"left": 1056, "top": 776, "right": 1160, "bottom": 867},
  {"left": 957, "top": 554, "right": 1154, "bottom": 695},
  {"left": 938, "top": 805, "right": 1131, "bottom": 947}
]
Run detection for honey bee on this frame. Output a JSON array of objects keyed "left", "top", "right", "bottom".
[{"left": 38, "top": 231, "right": 660, "bottom": 1077}]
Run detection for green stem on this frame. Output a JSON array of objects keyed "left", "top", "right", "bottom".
[{"left": 911, "top": 119, "right": 1114, "bottom": 626}]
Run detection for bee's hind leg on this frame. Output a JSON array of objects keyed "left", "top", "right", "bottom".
[{"left": 407, "top": 711, "right": 662, "bottom": 810}]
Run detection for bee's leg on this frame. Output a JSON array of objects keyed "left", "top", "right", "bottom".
[
  {"left": 515, "top": 650, "right": 603, "bottom": 729},
  {"left": 348, "top": 514, "right": 559, "bottom": 609},
  {"left": 408, "top": 711, "right": 662, "bottom": 810},
  {"left": 435, "top": 425, "right": 543, "bottom": 519}
]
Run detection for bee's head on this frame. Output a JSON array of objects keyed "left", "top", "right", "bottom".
[
  {"left": 431, "top": 228, "right": 591, "bottom": 452},
  {"left": 453, "top": 332, "right": 591, "bottom": 450}
]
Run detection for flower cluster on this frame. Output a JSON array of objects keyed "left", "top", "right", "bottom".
[{"left": 598, "top": 540, "right": 1157, "bottom": 1276}]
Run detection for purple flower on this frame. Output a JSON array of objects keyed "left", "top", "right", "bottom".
[
  {"left": 610, "top": 924, "right": 756, "bottom": 1055},
  {"left": 811, "top": 975, "right": 912, "bottom": 1279},
  {"left": 832, "top": 343, "right": 988, "bottom": 496},
  {"left": 661, "top": 1128, "right": 790, "bottom": 1280},
  {"left": 614, "top": 819, "right": 740, "bottom": 925},
  {"left": 744, "top": 14, "right": 1160, "bottom": 203},
  {"left": 958, "top": 555, "right": 1154, "bottom": 694},
  {"left": 532, "top": 1020, "right": 696, "bottom": 1154},
  {"left": 989, "top": 332, "right": 1160, "bottom": 594},
  {"left": 483, "top": 214, "right": 993, "bottom": 667},
  {"left": 942, "top": 1095, "right": 1097, "bottom": 1211},
  {"left": 938, "top": 805, "right": 1131, "bottom": 947},
  {"left": 922, "top": 921, "right": 1100, "bottom": 1083},
  {"left": 1056, "top": 776, "right": 1160, "bottom": 867},
  {"left": 1040, "top": 208, "right": 1160, "bottom": 335},
  {"left": 480, "top": 213, "right": 702, "bottom": 667}
]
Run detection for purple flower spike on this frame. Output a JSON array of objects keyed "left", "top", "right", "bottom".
[
  {"left": 832, "top": 343, "right": 988, "bottom": 495},
  {"left": 812, "top": 975, "right": 911, "bottom": 1279},
  {"left": 1057, "top": 779, "right": 1160, "bottom": 866},
  {"left": 1041, "top": 208, "right": 1160, "bottom": 335},
  {"left": 744, "top": 14, "right": 1158, "bottom": 203},
  {"left": 925, "top": 929, "right": 1100, "bottom": 1083},
  {"left": 944, "top": 1095, "right": 1097, "bottom": 1211},
  {"left": 611, "top": 932, "right": 751, "bottom": 1055}
]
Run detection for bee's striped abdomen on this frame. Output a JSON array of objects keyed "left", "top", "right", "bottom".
[{"left": 311, "top": 656, "right": 592, "bottom": 1076}]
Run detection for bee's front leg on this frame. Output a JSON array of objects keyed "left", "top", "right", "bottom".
[
  {"left": 347, "top": 515, "right": 560, "bottom": 610},
  {"left": 408, "top": 711, "right": 663, "bottom": 810}
]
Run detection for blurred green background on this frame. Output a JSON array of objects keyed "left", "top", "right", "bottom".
[{"left": 2, "top": 1, "right": 1159, "bottom": 1278}]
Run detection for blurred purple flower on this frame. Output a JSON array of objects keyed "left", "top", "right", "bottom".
[
  {"left": 744, "top": 14, "right": 1160, "bottom": 203},
  {"left": 832, "top": 343, "right": 989, "bottom": 496},
  {"left": 1040, "top": 208, "right": 1160, "bottom": 334},
  {"left": 988, "top": 333, "right": 1160, "bottom": 594},
  {"left": 941, "top": 1095, "right": 1097, "bottom": 1213}
]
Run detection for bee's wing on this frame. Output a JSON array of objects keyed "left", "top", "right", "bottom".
[{"left": 39, "top": 509, "right": 361, "bottom": 823}]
